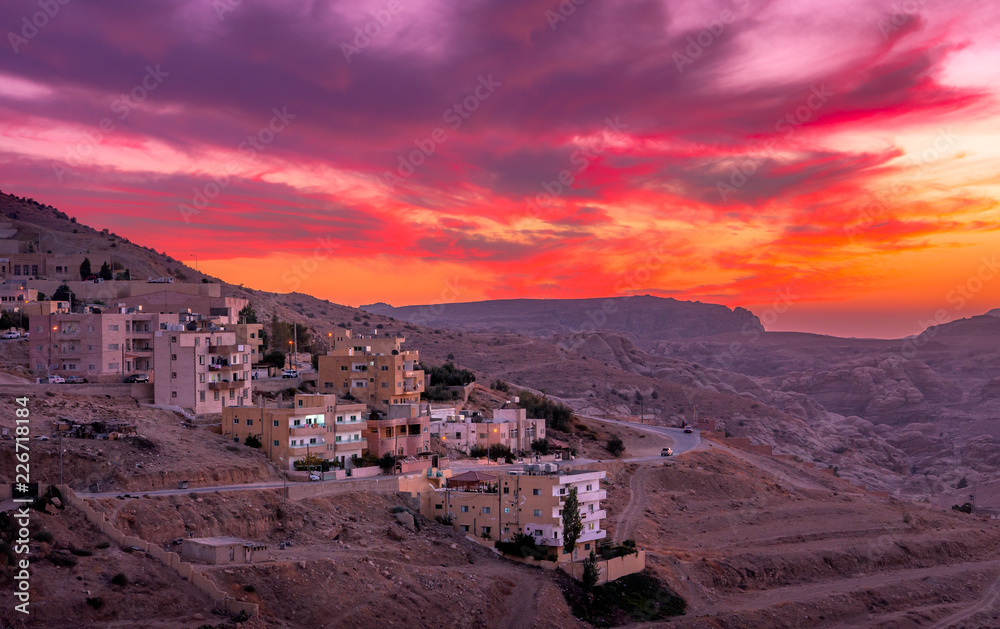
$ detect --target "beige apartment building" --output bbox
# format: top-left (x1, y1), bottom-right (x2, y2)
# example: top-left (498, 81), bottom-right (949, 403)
top-left (365, 403), bottom-right (432, 458)
top-left (223, 393), bottom-right (368, 470)
top-left (29, 310), bottom-right (174, 379)
top-left (432, 407), bottom-right (545, 454)
top-left (419, 466), bottom-right (607, 558)
top-left (317, 329), bottom-right (424, 408)
top-left (154, 324), bottom-right (253, 414)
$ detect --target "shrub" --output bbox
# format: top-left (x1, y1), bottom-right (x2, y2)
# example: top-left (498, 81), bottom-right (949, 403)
top-left (956, 477), bottom-right (969, 489)
top-left (952, 503), bottom-right (974, 514)
top-left (491, 379), bottom-right (510, 392)
top-left (85, 597), bottom-right (104, 610)
top-left (243, 584), bottom-right (256, 593)
top-left (606, 436), bottom-right (625, 457)
top-left (96, 541), bottom-right (111, 550)
top-left (530, 439), bottom-right (549, 455)
top-left (110, 573), bottom-right (129, 587)
top-left (33, 530), bottom-right (54, 544)
top-left (48, 554), bottom-right (77, 567)
top-left (244, 434), bottom-right (262, 449)
top-left (425, 362), bottom-right (476, 386)
top-left (70, 548), bottom-right (94, 557)
top-left (517, 391), bottom-right (574, 432)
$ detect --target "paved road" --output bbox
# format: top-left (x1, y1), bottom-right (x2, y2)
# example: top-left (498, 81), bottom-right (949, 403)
top-left (451, 417), bottom-right (701, 474)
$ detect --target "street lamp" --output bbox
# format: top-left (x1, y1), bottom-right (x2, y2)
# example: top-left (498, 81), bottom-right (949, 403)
top-left (327, 332), bottom-right (332, 354)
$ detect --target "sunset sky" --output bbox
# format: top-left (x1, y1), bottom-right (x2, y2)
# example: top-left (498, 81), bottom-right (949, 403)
top-left (1, 0), bottom-right (998, 338)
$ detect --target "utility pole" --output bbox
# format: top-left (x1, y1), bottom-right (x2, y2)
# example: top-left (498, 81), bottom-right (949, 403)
top-left (293, 324), bottom-right (298, 371)
top-left (59, 431), bottom-right (64, 486)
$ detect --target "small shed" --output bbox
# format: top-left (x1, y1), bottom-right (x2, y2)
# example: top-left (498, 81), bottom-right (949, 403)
top-left (180, 536), bottom-right (270, 565)
top-left (447, 470), bottom-right (497, 492)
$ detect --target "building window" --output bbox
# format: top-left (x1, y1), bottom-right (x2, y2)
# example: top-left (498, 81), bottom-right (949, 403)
top-left (233, 418), bottom-right (239, 424)
top-left (246, 419), bottom-right (253, 426)
top-left (435, 504), bottom-right (443, 510)
top-left (482, 507), bottom-right (490, 514)
top-left (533, 509), bottom-right (542, 517)
top-left (273, 440), bottom-right (279, 447)
top-left (199, 391), bottom-right (205, 402)
top-left (460, 506), bottom-right (469, 513)
top-left (108, 343), bottom-right (119, 350)
top-left (340, 365), bottom-right (348, 371)
top-left (199, 355), bottom-right (205, 365)
top-left (108, 363), bottom-right (119, 370)
top-left (171, 354), bottom-right (177, 361)
top-left (108, 324), bottom-right (119, 331)
top-left (460, 525), bottom-right (469, 532)
top-left (381, 382), bottom-right (388, 388)
top-left (171, 391), bottom-right (177, 398)
top-left (273, 420), bottom-right (279, 427)
top-left (199, 374), bottom-right (205, 383)
top-left (533, 489), bottom-right (541, 496)
top-left (586, 484), bottom-right (592, 491)
top-left (171, 372), bottom-right (177, 379)
top-left (214, 391), bottom-right (219, 400)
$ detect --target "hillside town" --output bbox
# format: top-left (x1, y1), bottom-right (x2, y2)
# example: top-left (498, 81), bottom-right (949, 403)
top-left (0, 219), bottom-right (649, 608)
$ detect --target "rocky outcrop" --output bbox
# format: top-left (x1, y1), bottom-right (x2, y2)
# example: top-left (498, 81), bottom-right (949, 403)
top-left (362, 295), bottom-right (764, 346)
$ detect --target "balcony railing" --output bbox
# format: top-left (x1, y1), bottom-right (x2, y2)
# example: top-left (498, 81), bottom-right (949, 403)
top-left (208, 380), bottom-right (245, 390)
top-left (208, 344), bottom-right (242, 354)
top-left (289, 441), bottom-right (325, 449)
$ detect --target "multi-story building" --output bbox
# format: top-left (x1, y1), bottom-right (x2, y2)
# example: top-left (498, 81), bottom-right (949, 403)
top-left (0, 281), bottom-right (37, 305)
top-left (153, 324), bottom-right (253, 414)
top-left (365, 403), bottom-right (431, 458)
top-left (317, 329), bottom-right (424, 408)
top-left (29, 309), bottom-right (174, 379)
top-left (432, 407), bottom-right (545, 454)
top-left (419, 466), bottom-right (607, 559)
top-left (222, 393), bottom-right (368, 470)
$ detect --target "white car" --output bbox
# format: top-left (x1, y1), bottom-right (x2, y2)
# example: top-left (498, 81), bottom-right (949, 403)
top-left (282, 370), bottom-right (299, 379)
top-left (661, 448), bottom-right (673, 456)
top-left (1, 330), bottom-right (20, 339)
top-left (308, 473), bottom-right (321, 482)
top-left (45, 375), bottom-right (66, 384)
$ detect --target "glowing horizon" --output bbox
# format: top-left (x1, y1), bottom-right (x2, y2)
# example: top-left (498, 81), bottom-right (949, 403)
top-left (1, 0), bottom-right (998, 339)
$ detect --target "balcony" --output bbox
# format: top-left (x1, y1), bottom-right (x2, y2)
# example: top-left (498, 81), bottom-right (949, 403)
top-left (289, 425), bottom-right (325, 437)
top-left (288, 440), bottom-right (325, 449)
top-left (208, 379), bottom-right (245, 390)
top-left (582, 509), bottom-right (607, 521)
top-left (208, 344), bottom-right (242, 354)
top-left (208, 362), bottom-right (238, 371)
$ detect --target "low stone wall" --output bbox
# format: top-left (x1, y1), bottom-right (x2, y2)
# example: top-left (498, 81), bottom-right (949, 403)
top-left (0, 382), bottom-right (151, 400)
top-left (285, 476), bottom-right (399, 500)
top-left (58, 485), bottom-right (258, 617)
top-left (561, 551), bottom-right (646, 585)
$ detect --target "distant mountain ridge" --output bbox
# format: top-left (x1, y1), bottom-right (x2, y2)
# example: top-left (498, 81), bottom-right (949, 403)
top-left (362, 295), bottom-right (764, 346)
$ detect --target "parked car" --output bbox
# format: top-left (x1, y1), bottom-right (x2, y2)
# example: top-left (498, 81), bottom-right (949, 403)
top-left (308, 473), bottom-right (321, 482)
top-left (123, 373), bottom-right (149, 383)
top-left (1, 330), bottom-right (21, 339)
top-left (64, 376), bottom-right (87, 384)
top-left (45, 375), bottom-right (65, 384)
top-left (661, 447), bottom-right (673, 456)
top-left (281, 369), bottom-right (298, 379)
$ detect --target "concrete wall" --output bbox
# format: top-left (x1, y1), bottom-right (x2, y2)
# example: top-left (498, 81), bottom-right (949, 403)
top-left (561, 550), bottom-right (646, 585)
top-left (350, 465), bottom-right (381, 479)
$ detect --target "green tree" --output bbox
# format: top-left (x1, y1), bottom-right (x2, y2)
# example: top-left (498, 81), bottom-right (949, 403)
top-left (530, 439), bottom-right (549, 455)
top-left (52, 284), bottom-right (76, 310)
top-left (582, 550), bottom-right (601, 591)
top-left (244, 434), bottom-right (262, 448)
top-left (562, 486), bottom-right (583, 555)
top-left (98, 261), bottom-right (113, 280)
top-left (238, 303), bottom-right (258, 324)
top-left (518, 391), bottom-right (574, 432)
top-left (0, 310), bottom-right (17, 330)
top-left (79, 257), bottom-right (92, 280)
top-left (262, 351), bottom-right (285, 369)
